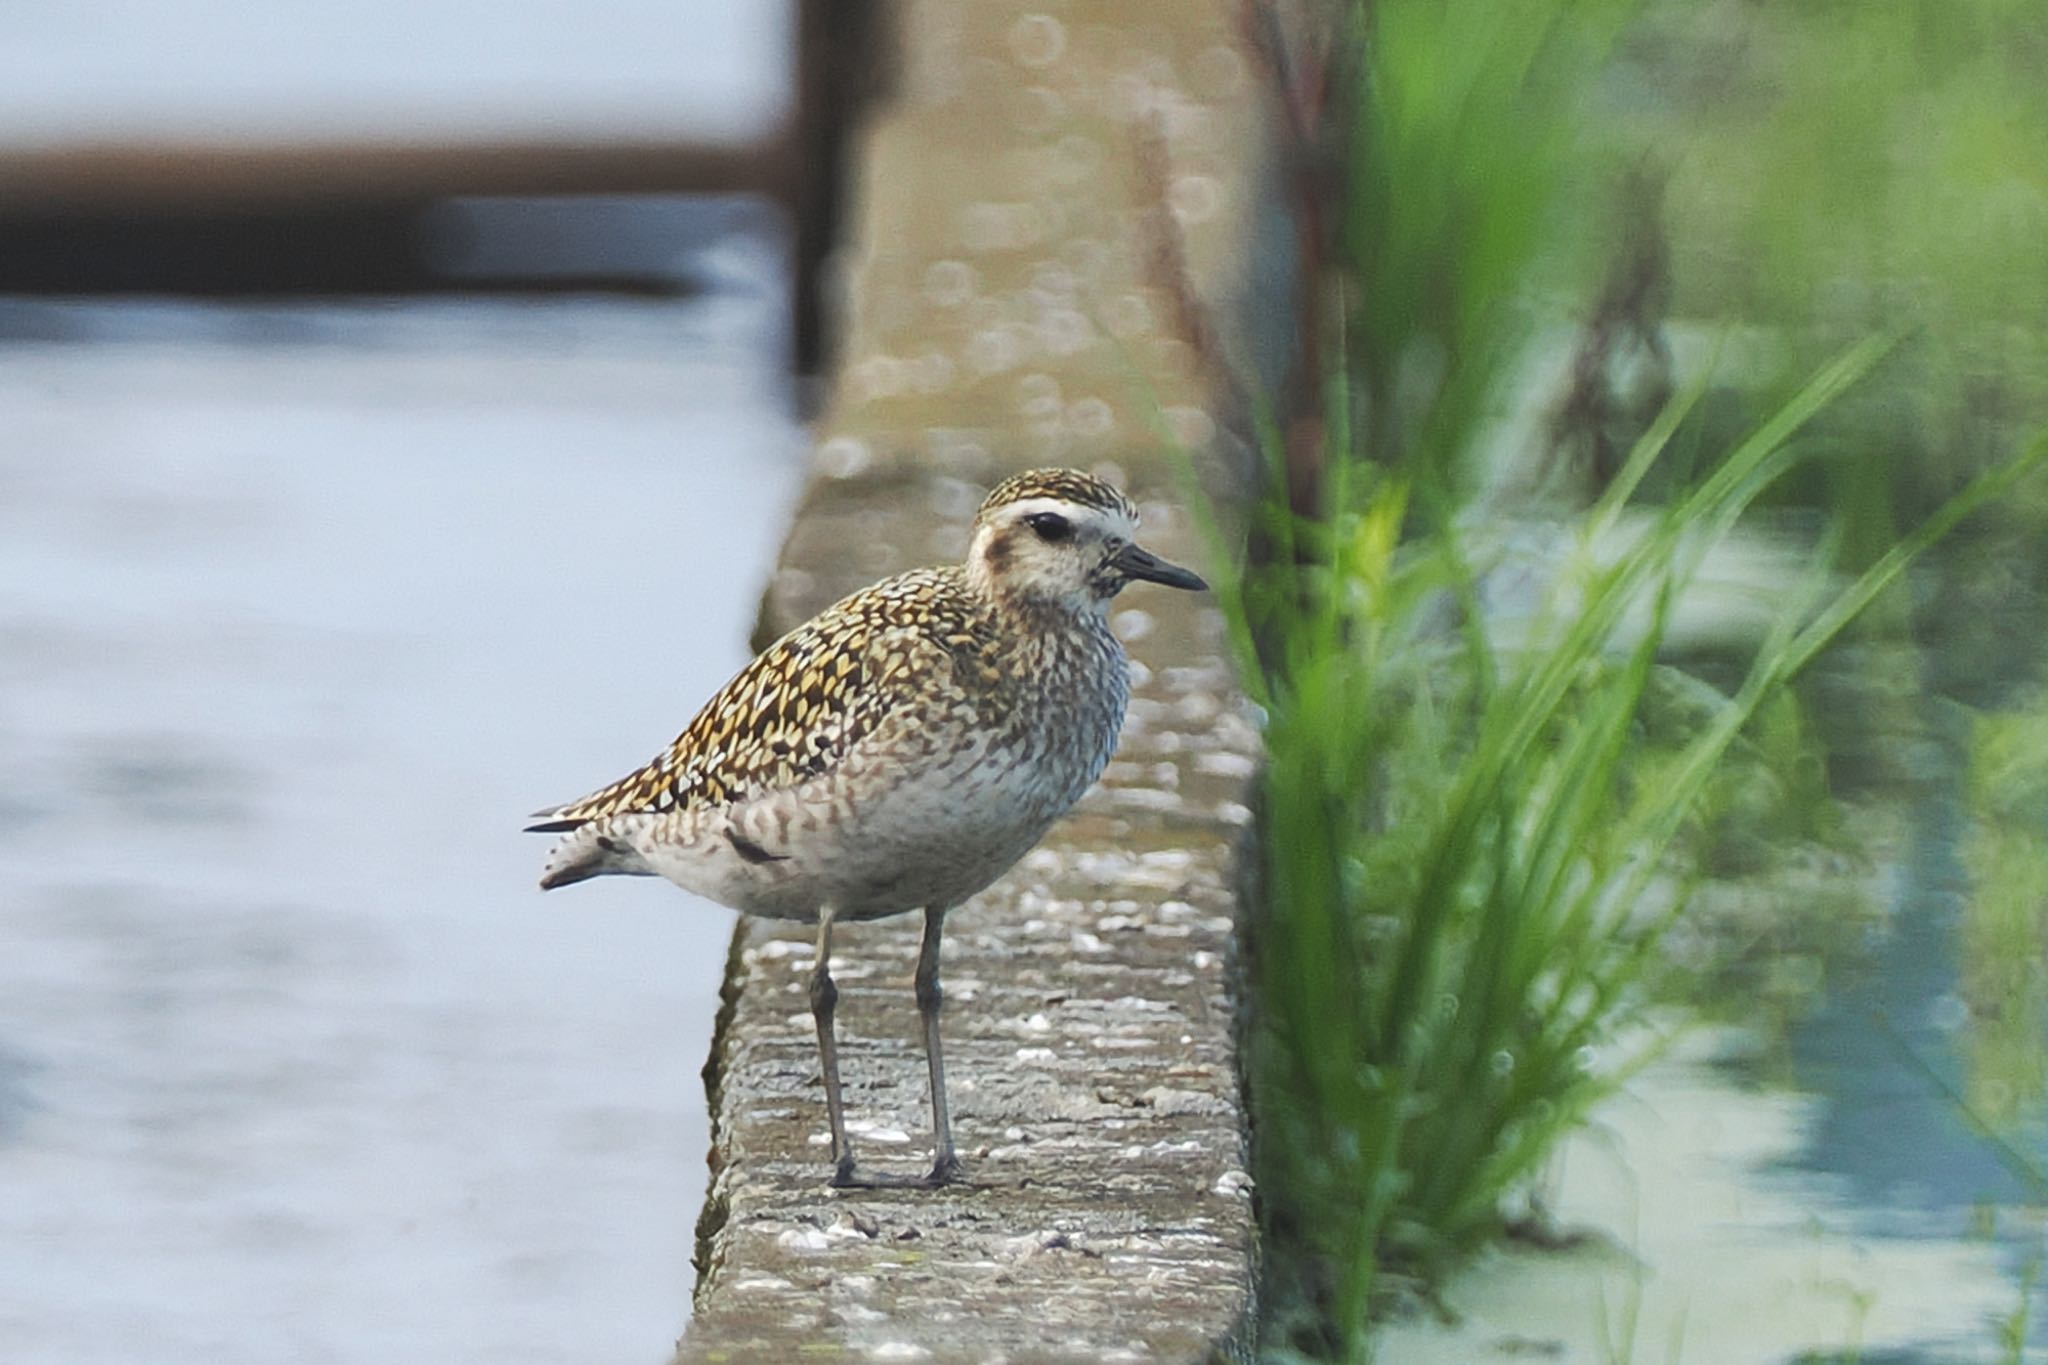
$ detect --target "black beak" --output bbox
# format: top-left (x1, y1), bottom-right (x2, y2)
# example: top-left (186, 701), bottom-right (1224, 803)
top-left (1113, 541), bottom-right (1208, 591)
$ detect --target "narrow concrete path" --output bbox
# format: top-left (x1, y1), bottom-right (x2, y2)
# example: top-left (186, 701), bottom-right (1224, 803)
top-left (677, 3), bottom-right (1263, 1360)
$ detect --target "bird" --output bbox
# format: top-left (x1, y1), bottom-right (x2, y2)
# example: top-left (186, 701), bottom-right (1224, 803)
top-left (525, 467), bottom-right (1207, 1187)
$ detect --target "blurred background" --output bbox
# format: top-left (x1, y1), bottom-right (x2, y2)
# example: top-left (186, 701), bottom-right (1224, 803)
top-left (1225, 2), bottom-right (2048, 1360)
top-left (12, 0), bottom-right (2048, 1362)
top-left (0, 4), bottom-right (823, 1362)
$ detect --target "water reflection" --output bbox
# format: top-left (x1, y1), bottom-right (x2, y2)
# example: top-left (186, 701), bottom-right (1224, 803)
top-left (1777, 667), bottom-right (2048, 1358)
top-left (1784, 776), bottom-right (2036, 1219)
top-left (1375, 544), bottom-right (2048, 1363)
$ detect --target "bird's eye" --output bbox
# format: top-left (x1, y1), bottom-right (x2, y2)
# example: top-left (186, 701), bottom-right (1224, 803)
top-left (1024, 511), bottom-right (1073, 543)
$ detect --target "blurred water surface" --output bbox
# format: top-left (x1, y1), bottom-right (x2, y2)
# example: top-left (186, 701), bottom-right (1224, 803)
top-left (0, 287), bottom-right (803, 1363)
top-left (0, 0), bottom-right (787, 143)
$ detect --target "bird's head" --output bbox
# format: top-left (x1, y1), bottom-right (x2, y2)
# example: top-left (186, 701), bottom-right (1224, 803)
top-left (966, 468), bottom-right (1207, 614)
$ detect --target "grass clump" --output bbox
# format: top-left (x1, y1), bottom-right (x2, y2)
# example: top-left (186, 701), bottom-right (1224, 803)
top-left (1237, 343), bottom-right (2048, 1360)
top-left (1236, 331), bottom-right (2048, 1351)
top-left (1218, 0), bottom-right (2048, 1354)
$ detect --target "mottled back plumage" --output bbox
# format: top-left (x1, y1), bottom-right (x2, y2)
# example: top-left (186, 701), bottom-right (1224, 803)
top-left (527, 568), bottom-right (1002, 831)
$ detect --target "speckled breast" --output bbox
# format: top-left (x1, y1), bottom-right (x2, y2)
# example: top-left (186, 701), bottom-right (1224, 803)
top-left (700, 617), bottom-right (1131, 922)
top-left (820, 629), bottom-right (1128, 919)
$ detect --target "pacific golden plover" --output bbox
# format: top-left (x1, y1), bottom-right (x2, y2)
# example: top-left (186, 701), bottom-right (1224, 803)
top-left (526, 468), bottom-right (1206, 1186)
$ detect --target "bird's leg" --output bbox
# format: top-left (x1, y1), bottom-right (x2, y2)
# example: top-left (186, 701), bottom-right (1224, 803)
top-left (916, 904), bottom-right (963, 1185)
top-left (809, 906), bottom-right (857, 1187)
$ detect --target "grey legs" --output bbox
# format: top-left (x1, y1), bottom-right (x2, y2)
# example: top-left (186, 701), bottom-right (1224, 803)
top-left (809, 906), bottom-right (856, 1186)
top-left (807, 903), bottom-right (964, 1188)
top-left (916, 905), bottom-right (963, 1185)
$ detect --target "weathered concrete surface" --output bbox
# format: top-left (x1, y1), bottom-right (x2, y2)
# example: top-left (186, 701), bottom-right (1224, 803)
top-left (677, 2), bottom-right (1263, 1361)
top-left (681, 475), bottom-right (1256, 1364)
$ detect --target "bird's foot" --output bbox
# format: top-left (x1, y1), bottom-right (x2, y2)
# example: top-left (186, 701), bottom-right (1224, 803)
top-left (823, 1157), bottom-right (972, 1192)
top-left (829, 1168), bottom-right (926, 1190)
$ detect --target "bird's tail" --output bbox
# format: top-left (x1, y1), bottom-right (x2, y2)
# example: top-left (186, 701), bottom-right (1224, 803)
top-left (530, 814), bottom-right (657, 891)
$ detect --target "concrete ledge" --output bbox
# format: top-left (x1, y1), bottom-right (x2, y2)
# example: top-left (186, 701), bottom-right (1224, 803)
top-left (678, 2), bottom-right (1263, 1357)
top-left (678, 467), bottom-right (1257, 1364)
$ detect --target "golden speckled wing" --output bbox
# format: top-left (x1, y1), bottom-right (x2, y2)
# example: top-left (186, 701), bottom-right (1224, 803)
top-left (528, 568), bottom-right (998, 829)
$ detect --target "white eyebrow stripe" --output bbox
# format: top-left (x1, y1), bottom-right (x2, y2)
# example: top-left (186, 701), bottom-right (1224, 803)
top-left (999, 496), bottom-right (1138, 536)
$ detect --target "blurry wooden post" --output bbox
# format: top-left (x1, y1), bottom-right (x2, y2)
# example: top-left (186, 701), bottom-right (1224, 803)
top-left (0, 0), bottom-right (889, 376)
top-left (787, 0), bottom-right (894, 376)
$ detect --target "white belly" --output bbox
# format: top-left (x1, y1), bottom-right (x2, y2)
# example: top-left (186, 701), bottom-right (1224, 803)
top-left (636, 711), bottom-right (1112, 923)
